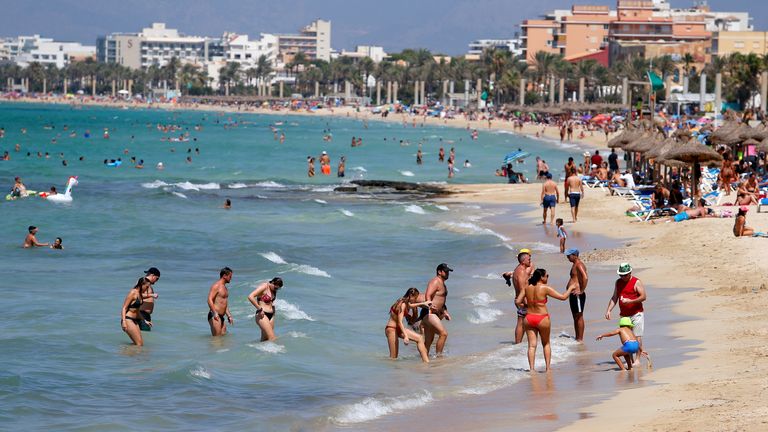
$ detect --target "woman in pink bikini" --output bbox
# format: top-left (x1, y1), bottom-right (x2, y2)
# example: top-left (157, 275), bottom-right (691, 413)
top-left (385, 287), bottom-right (432, 363)
top-left (248, 277), bottom-right (284, 341)
top-left (515, 268), bottom-right (574, 372)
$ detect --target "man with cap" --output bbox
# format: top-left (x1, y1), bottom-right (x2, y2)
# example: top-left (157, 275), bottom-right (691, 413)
top-left (502, 249), bottom-right (535, 344)
top-left (605, 263), bottom-right (647, 363)
top-left (423, 263), bottom-right (453, 356)
top-left (140, 267), bottom-right (161, 331)
top-left (565, 249), bottom-right (588, 341)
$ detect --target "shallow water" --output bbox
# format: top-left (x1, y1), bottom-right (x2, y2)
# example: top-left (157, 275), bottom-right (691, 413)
top-left (1, 103), bottom-right (603, 430)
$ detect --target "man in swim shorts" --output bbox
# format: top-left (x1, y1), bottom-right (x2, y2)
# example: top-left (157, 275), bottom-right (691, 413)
top-left (563, 168), bottom-right (584, 222)
top-left (540, 173), bottom-right (559, 225)
top-left (422, 263), bottom-right (452, 356)
top-left (565, 249), bottom-right (588, 341)
top-left (502, 249), bottom-right (535, 344)
top-left (207, 267), bottom-right (234, 336)
top-left (605, 263), bottom-right (647, 365)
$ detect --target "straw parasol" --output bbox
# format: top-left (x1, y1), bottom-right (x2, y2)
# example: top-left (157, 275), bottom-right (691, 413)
top-left (663, 140), bottom-right (723, 200)
top-left (709, 120), bottom-right (741, 145)
top-left (632, 132), bottom-right (663, 154)
top-left (608, 127), bottom-right (640, 148)
top-left (758, 137), bottom-right (768, 153)
top-left (750, 122), bottom-right (768, 141)
top-left (646, 137), bottom-right (677, 160)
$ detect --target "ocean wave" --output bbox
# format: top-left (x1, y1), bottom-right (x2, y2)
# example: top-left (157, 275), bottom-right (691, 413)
top-left (528, 241), bottom-right (561, 254)
top-left (175, 181), bottom-right (221, 191)
top-left (399, 170), bottom-right (415, 177)
top-left (467, 292), bottom-right (497, 307)
top-left (351, 166), bottom-right (367, 172)
top-left (253, 181), bottom-right (286, 188)
top-left (434, 205), bottom-right (449, 211)
top-left (468, 307), bottom-right (503, 324)
top-left (471, 273), bottom-right (502, 281)
top-left (339, 209), bottom-right (354, 217)
top-left (332, 390), bottom-right (433, 425)
top-left (141, 180), bottom-right (169, 189)
top-left (227, 182), bottom-right (248, 189)
top-left (404, 204), bottom-right (426, 215)
top-left (292, 264), bottom-right (331, 278)
top-left (274, 299), bottom-right (314, 321)
top-left (171, 191), bottom-right (188, 199)
top-left (287, 331), bottom-right (308, 338)
top-left (431, 221), bottom-right (509, 242)
top-left (247, 341), bottom-right (285, 354)
top-left (311, 186), bottom-right (335, 193)
top-left (259, 251), bottom-right (288, 265)
top-left (314, 199), bottom-right (328, 204)
top-left (189, 366), bottom-right (211, 379)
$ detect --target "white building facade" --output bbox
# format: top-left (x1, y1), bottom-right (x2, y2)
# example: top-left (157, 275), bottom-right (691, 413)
top-left (2, 35), bottom-right (95, 68)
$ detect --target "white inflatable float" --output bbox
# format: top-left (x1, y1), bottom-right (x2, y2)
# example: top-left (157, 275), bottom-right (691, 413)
top-left (39, 176), bottom-right (78, 203)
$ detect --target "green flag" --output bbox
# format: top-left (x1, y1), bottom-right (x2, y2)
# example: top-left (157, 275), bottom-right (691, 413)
top-left (647, 71), bottom-right (664, 92)
top-left (481, 91), bottom-right (488, 101)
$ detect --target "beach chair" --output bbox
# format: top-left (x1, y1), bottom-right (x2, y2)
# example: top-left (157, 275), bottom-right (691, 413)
top-left (758, 198), bottom-right (768, 213)
top-left (629, 198), bottom-right (677, 222)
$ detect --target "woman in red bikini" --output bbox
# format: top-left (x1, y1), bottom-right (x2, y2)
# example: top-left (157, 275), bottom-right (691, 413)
top-left (515, 268), bottom-right (574, 372)
top-left (248, 277), bottom-right (284, 341)
top-left (385, 287), bottom-right (431, 363)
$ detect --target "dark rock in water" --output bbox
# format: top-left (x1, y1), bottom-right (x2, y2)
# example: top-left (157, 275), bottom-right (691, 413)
top-left (333, 180), bottom-right (450, 196)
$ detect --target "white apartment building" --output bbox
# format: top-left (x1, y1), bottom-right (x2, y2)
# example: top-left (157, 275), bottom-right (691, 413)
top-left (221, 32), bottom-right (278, 67)
top-left (337, 45), bottom-right (388, 63)
top-left (98, 23), bottom-right (222, 69)
top-left (2, 35), bottom-right (95, 68)
top-left (277, 19), bottom-right (331, 63)
top-left (467, 39), bottom-right (523, 58)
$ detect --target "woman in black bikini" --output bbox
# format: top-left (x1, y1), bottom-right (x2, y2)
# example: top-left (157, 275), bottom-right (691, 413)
top-left (120, 277), bottom-right (152, 346)
top-left (248, 277), bottom-right (284, 341)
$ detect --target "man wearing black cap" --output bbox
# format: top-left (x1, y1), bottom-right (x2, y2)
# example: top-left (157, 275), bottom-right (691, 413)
top-left (140, 267), bottom-right (161, 331)
top-left (423, 263), bottom-right (453, 356)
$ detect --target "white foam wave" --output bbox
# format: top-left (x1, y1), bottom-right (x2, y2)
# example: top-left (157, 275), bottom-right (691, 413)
top-left (287, 331), bottom-right (308, 338)
top-left (171, 191), bottom-right (188, 199)
top-left (404, 204), bottom-right (426, 215)
top-left (529, 241), bottom-right (562, 254)
top-left (471, 273), bottom-right (502, 281)
top-left (141, 180), bottom-right (169, 189)
top-left (468, 308), bottom-right (503, 324)
top-left (292, 264), bottom-right (331, 278)
top-left (434, 205), bottom-right (449, 211)
top-left (175, 181), bottom-right (220, 191)
top-left (339, 209), bottom-right (354, 217)
top-left (190, 366), bottom-right (211, 379)
top-left (260, 251), bottom-right (288, 265)
top-left (399, 170), bottom-right (415, 177)
top-left (351, 166), bottom-right (367, 172)
top-left (314, 199), bottom-right (328, 204)
top-left (248, 342), bottom-right (285, 354)
top-left (311, 186), bottom-right (335, 193)
top-left (228, 182), bottom-right (248, 189)
top-left (253, 181), bottom-right (286, 188)
top-left (431, 221), bottom-right (509, 242)
top-left (332, 390), bottom-right (433, 425)
top-left (468, 292), bottom-right (497, 307)
top-left (274, 299), bottom-right (314, 321)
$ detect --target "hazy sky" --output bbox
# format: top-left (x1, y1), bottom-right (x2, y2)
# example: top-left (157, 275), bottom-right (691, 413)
top-left (0, 0), bottom-right (764, 54)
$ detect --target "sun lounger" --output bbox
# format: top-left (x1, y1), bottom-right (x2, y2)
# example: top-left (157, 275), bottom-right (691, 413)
top-left (629, 198), bottom-right (677, 222)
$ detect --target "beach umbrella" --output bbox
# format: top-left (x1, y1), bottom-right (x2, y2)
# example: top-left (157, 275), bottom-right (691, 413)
top-left (710, 120), bottom-right (742, 146)
top-left (608, 128), bottom-right (639, 148)
top-left (503, 151), bottom-right (531, 165)
top-left (591, 114), bottom-right (611, 124)
top-left (663, 140), bottom-right (723, 201)
top-left (758, 138), bottom-right (768, 153)
top-left (750, 122), bottom-right (768, 141)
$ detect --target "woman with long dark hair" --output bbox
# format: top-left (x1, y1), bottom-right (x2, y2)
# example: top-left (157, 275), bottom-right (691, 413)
top-left (515, 268), bottom-right (574, 372)
top-left (248, 277), bottom-right (284, 341)
top-left (120, 277), bottom-right (152, 346)
top-left (385, 287), bottom-right (431, 363)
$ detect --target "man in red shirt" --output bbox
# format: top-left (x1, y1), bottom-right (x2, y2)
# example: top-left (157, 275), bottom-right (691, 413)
top-left (605, 263), bottom-right (647, 365)
top-left (590, 150), bottom-right (603, 167)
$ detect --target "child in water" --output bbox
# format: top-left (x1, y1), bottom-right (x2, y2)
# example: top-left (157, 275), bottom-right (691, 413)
top-left (556, 218), bottom-right (567, 253)
top-left (596, 317), bottom-right (640, 370)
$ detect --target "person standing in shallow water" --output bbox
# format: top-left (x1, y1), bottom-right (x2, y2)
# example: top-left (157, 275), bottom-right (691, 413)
top-left (422, 263), bottom-right (453, 356)
top-left (120, 277), bottom-right (152, 346)
top-left (247, 277), bottom-right (283, 341)
top-left (207, 267), bottom-right (234, 336)
top-left (385, 287), bottom-right (431, 363)
top-left (605, 263), bottom-right (647, 365)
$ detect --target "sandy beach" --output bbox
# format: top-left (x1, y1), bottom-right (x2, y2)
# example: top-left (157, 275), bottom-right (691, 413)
top-left (444, 183), bottom-right (768, 431)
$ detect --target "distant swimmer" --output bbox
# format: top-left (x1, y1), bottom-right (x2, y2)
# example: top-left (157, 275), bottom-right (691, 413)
top-left (385, 287), bottom-right (431, 363)
top-left (515, 268), bottom-right (574, 372)
top-left (502, 248), bottom-right (535, 344)
top-left (438, 147), bottom-right (445, 162)
top-left (307, 157), bottom-right (315, 177)
top-left (416, 149), bottom-right (423, 165)
top-left (23, 226), bottom-right (49, 248)
top-left (422, 263), bottom-right (453, 356)
top-left (247, 277), bottom-right (284, 341)
top-left (565, 249), bottom-right (588, 342)
top-left (223, 198), bottom-right (231, 209)
top-left (207, 267), bottom-right (234, 336)
top-left (157, 162), bottom-right (164, 170)
top-left (51, 237), bottom-right (63, 249)
top-left (596, 317), bottom-right (640, 370)
top-left (120, 277), bottom-right (152, 346)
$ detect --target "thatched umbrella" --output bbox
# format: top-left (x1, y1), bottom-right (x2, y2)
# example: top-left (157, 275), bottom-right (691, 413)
top-left (758, 137), bottom-right (768, 154)
top-left (709, 120), bottom-right (741, 146)
top-left (663, 140), bottom-right (723, 201)
top-left (646, 137), bottom-right (677, 160)
top-left (750, 122), bottom-right (768, 141)
top-left (608, 127), bottom-right (640, 148)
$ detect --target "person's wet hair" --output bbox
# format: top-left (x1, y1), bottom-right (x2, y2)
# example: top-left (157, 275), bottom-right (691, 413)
top-left (528, 268), bottom-right (547, 285)
top-left (220, 267), bottom-right (233, 278)
top-left (270, 277), bottom-right (283, 288)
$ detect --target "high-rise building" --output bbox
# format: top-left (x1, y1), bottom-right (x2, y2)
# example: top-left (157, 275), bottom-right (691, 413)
top-left (277, 19), bottom-right (331, 63)
top-left (2, 35), bottom-right (95, 68)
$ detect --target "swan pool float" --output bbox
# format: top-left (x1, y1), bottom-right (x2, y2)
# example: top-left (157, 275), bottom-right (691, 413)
top-left (39, 176), bottom-right (78, 203)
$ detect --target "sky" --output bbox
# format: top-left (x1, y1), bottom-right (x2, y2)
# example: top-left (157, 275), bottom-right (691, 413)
top-left (0, 0), bottom-right (764, 55)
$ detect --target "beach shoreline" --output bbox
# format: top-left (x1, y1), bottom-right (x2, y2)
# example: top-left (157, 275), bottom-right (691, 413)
top-left (440, 183), bottom-right (768, 431)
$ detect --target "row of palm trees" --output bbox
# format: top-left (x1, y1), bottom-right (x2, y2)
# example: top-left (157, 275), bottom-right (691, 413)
top-left (2, 49), bottom-right (767, 108)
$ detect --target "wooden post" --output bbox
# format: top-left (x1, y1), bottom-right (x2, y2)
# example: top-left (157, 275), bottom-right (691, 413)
top-left (315, 81), bottom-right (320, 98)
top-left (578, 77), bottom-right (585, 103)
top-left (413, 80), bottom-right (419, 105)
top-left (559, 78), bottom-right (565, 104)
top-left (476, 78), bottom-right (482, 109)
top-left (621, 77), bottom-right (629, 107)
top-left (91, 75), bottom-right (96, 96)
top-left (43, 77), bottom-right (47, 94)
top-left (111, 80), bottom-right (116, 97)
top-left (519, 78), bottom-right (526, 106)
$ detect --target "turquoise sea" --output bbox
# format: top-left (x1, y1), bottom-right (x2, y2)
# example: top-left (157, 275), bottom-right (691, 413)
top-left (1, 103), bottom-right (625, 430)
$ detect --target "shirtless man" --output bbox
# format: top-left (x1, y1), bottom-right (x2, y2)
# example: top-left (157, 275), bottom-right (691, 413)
top-left (502, 249), bottom-right (535, 344)
top-left (207, 267), bottom-right (234, 336)
top-left (563, 169), bottom-right (584, 222)
top-left (423, 263), bottom-right (453, 356)
top-left (23, 226), bottom-right (49, 248)
top-left (540, 173), bottom-right (560, 225)
top-left (565, 249), bottom-right (588, 341)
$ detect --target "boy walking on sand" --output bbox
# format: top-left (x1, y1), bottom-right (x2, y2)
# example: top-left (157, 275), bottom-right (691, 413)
top-left (596, 317), bottom-right (640, 370)
top-left (556, 218), bottom-right (567, 253)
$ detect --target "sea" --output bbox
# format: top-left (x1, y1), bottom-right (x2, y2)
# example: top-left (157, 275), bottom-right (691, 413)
top-left (0, 102), bottom-right (673, 431)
